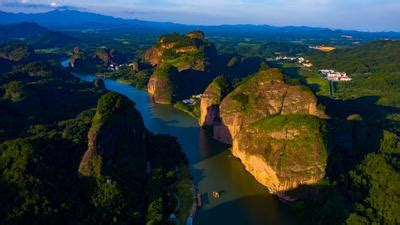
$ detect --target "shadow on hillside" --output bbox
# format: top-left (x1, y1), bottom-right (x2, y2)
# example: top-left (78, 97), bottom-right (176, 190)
top-left (282, 95), bottom-right (400, 224)
top-left (223, 56), bottom-right (263, 79)
top-left (172, 69), bottom-right (215, 100)
top-left (319, 95), bottom-right (400, 179)
top-left (320, 95), bottom-right (400, 133)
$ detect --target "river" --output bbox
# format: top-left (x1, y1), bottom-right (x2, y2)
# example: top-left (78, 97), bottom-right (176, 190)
top-left (62, 60), bottom-right (294, 225)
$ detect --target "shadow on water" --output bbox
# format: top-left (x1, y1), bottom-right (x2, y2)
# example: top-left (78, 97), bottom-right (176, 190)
top-left (70, 70), bottom-right (296, 225)
top-left (195, 195), bottom-right (293, 225)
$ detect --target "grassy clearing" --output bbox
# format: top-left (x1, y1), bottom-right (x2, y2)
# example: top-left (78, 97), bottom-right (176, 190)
top-left (173, 101), bottom-right (200, 119)
top-left (306, 76), bottom-right (330, 97)
top-left (34, 48), bottom-right (62, 54)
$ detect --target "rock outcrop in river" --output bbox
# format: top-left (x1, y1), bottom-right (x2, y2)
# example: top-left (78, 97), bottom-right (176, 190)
top-left (213, 68), bottom-right (327, 144)
top-left (147, 65), bottom-right (177, 104)
top-left (79, 92), bottom-right (146, 177)
top-left (199, 76), bottom-right (228, 127)
top-left (200, 67), bottom-right (328, 195)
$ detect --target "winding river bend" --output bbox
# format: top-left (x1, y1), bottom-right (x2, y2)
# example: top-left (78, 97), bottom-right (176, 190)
top-left (62, 60), bottom-right (293, 225)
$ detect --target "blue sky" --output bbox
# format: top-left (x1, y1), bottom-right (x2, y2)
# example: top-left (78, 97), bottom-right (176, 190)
top-left (1, 0), bottom-right (400, 31)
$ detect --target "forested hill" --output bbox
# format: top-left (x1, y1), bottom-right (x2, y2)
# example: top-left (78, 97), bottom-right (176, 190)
top-left (296, 42), bottom-right (400, 225)
top-left (0, 41), bottom-right (190, 224)
top-left (0, 23), bottom-right (77, 48)
top-left (311, 40), bottom-right (400, 74)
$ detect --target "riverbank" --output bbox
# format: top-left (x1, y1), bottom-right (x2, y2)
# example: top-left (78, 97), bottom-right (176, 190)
top-left (95, 71), bottom-right (202, 120)
top-left (173, 102), bottom-right (200, 120)
top-left (64, 59), bottom-right (294, 225)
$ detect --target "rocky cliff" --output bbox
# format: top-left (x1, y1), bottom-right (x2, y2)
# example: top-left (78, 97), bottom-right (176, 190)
top-left (201, 68), bottom-right (329, 196)
top-left (232, 114), bottom-right (327, 196)
top-left (147, 65), bottom-right (177, 104)
top-left (70, 47), bottom-right (124, 72)
top-left (199, 76), bottom-right (228, 127)
top-left (69, 47), bottom-right (82, 68)
top-left (145, 31), bottom-right (220, 104)
top-left (95, 48), bottom-right (111, 65)
top-left (214, 68), bottom-right (327, 144)
top-left (79, 92), bottom-right (146, 177)
top-left (143, 47), bottom-right (163, 66)
top-left (143, 31), bottom-right (216, 72)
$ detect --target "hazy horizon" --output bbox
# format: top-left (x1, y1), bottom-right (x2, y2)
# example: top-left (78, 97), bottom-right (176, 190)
top-left (1, 0), bottom-right (400, 32)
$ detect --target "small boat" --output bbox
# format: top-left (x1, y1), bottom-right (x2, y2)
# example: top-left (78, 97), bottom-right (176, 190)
top-left (212, 191), bottom-right (220, 199)
top-left (196, 193), bottom-right (202, 208)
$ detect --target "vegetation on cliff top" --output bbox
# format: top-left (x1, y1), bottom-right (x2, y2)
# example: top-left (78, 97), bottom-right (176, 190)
top-left (147, 64), bottom-right (178, 104)
top-left (91, 92), bottom-right (135, 129)
top-left (0, 42), bottom-right (192, 225)
top-left (79, 91), bottom-right (147, 179)
top-left (251, 113), bottom-right (327, 134)
top-left (204, 75), bottom-right (229, 103)
top-left (224, 68), bottom-right (315, 114)
top-left (240, 114), bottom-right (328, 187)
top-left (146, 31), bottom-right (216, 71)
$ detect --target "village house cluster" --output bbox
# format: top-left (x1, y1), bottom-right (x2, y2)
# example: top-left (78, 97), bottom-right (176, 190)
top-left (319, 69), bottom-right (352, 81)
top-left (182, 94), bottom-right (203, 106)
top-left (107, 63), bottom-right (129, 71)
top-left (275, 56), bottom-right (313, 68)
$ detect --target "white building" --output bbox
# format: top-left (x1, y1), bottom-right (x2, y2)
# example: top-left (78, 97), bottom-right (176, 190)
top-left (319, 70), bottom-right (352, 81)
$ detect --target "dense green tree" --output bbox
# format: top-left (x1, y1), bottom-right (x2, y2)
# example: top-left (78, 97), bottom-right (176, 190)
top-left (346, 132), bottom-right (400, 225)
top-left (2, 81), bottom-right (29, 102)
top-left (146, 197), bottom-right (165, 225)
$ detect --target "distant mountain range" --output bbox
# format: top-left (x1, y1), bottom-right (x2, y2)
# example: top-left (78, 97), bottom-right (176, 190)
top-left (1, 10), bottom-right (400, 40)
top-left (0, 22), bottom-right (77, 47)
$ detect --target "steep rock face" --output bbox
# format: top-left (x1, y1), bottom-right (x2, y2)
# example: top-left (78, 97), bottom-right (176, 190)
top-left (214, 68), bottom-right (326, 144)
top-left (129, 61), bottom-right (140, 72)
top-left (186, 30), bottom-right (205, 40)
top-left (79, 92), bottom-right (146, 177)
top-left (199, 76), bottom-right (227, 127)
top-left (95, 48), bottom-right (111, 65)
top-left (69, 47), bottom-right (81, 68)
top-left (143, 47), bottom-right (163, 66)
top-left (95, 48), bottom-right (124, 66)
top-left (145, 31), bottom-right (220, 105)
top-left (232, 114), bottom-right (327, 195)
top-left (147, 65), bottom-right (176, 104)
